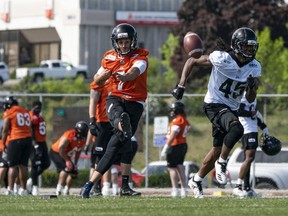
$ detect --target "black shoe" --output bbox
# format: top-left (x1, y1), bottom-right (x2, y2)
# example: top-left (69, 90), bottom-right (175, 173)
top-left (120, 187), bottom-right (141, 196)
top-left (91, 187), bottom-right (102, 196)
top-left (120, 112), bottom-right (132, 139)
top-left (80, 182), bottom-right (93, 198)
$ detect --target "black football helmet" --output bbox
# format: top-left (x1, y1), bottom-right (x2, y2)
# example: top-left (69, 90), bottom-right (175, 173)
top-left (170, 101), bottom-right (185, 117)
top-left (260, 135), bottom-right (282, 156)
top-left (3, 96), bottom-right (18, 111)
top-left (231, 27), bottom-right (258, 61)
top-left (75, 121), bottom-right (89, 139)
top-left (111, 23), bottom-right (137, 55)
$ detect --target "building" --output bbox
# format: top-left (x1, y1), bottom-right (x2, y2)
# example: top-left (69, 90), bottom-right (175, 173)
top-left (0, 0), bottom-right (184, 77)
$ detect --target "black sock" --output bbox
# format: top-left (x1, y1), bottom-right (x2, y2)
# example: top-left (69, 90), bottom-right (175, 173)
top-left (122, 175), bottom-right (129, 188)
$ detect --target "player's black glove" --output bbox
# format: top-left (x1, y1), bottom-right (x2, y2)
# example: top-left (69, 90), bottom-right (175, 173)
top-left (89, 117), bottom-right (99, 136)
top-left (171, 85), bottom-right (185, 100)
top-left (247, 75), bottom-right (256, 89)
top-left (83, 145), bottom-right (89, 155)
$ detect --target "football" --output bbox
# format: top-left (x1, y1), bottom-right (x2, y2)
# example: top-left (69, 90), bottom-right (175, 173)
top-left (183, 32), bottom-right (203, 58)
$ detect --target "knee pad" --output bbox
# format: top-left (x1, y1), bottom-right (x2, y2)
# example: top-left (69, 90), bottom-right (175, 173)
top-left (223, 121), bottom-right (244, 149)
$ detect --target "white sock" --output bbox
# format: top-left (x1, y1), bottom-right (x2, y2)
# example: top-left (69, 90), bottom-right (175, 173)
top-left (112, 183), bottom-right (118, 195)
top-left (56, 184), bottom-right (63, 192)
top-left (236, 178), bottom-right (243, 185)
top-left (193, 173), bottom-right (203, 182)
top-left (103, 182), bottom-right (111, 189)
top-left (218, 157), bottom-right (227, 163)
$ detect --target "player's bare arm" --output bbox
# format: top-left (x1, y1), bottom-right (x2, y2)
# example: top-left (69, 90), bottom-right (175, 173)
top-left (89, 89), bottom-right (101, 118)
top-left (94, 68), bottom-right (111, 86)
top-left (115, 67), bottom-right (140, 82)
top-left (2, 119), bottom-right (10, 149)
top-left (179, 55), bottom-right (212, 86)
top-left (58, 137), bottom-right (70, 161)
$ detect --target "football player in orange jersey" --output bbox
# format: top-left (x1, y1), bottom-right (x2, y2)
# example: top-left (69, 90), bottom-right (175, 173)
top-left (2, 96), bottom-right (33, 196)
top-left (28, 101), bottom-right (51, 196)
top-left (161, 102), bottom-right (191, 198)
top-left (49, 121), bottom-right (88, 195)
top-left (81, 23), bottom-right (148, 198)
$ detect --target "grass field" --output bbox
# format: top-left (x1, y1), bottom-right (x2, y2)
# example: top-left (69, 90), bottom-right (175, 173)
top-left (0, 195), bottom-right (288, 216)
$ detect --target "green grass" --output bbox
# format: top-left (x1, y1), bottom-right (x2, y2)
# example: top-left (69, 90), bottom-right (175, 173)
top-left (0, 196), bottom-right (288, 216)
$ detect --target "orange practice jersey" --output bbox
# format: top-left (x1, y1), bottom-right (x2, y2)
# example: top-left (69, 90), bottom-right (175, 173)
top-left (51, 129), bottom-right (86, 157)
top-left (3, 106), bottom-right (32, 140)
top-left (101, 48), bottom-right (149, 102)
top-left (167, 115), bottom-right (191, 146)
top-left (90, 80), bottom-right (110, 122)
top-left (30, 111), bottom-right (46, 142)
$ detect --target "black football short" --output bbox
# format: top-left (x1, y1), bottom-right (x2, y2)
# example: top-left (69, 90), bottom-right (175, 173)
top-left (241, 132), bottom-right (258, 150)
top-left (7, 137), bottom-right (32, 167)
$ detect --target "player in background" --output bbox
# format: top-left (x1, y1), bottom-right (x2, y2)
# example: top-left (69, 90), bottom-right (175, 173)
top-left (81, 23), bottom-right (148, 198)
top-left (27, 101), bottom-right (51, 196)
top-left (172, 27), bottom-right (261, 198)
top-left (0, 127), bottom-right (9, 193)
top-left (2, 96), bottom-right (33, 196)
top-left (233, 86), bottom-right (268, 198)
top-left (110, 135), bottom-right (139, 195)
top-left (161, 102), bottom-right (191, 198)
top-left (83, 80), bottom-right (114, 196)
top-left (49, 121), bottom-right (88, 195)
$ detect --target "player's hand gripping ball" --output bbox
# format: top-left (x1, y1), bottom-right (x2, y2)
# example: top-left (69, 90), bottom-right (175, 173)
top-left (183, 32), bottom-right (203, 58)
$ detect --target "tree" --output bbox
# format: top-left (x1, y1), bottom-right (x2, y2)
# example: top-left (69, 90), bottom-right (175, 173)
top-left (170, 0), bottom-right (288, 92)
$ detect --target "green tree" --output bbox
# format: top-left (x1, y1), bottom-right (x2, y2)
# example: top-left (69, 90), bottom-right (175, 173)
top-left (147, 33), bottom-right (179, 93)
top-left (256, 28), bottom-right (288, 94)
top-left (170, 0), bottom-right (288, 92)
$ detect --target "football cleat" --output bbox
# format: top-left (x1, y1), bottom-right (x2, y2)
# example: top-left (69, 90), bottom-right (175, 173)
top-left (5, 189), bottom-right (15, 196)
top-left (233, 186), bottom-right (248, 198)
top-left (120, 112), bottom-right (132, 139)
top-left (245, 189), bottom-right (261, 198)
top-left (215, 160), bottom-right (227, 185)
top-left (18, 188), bottom-right (28, 196)
top-left (32, 186), bottom-right (39, 196)
top-left (171, 188), bottom-right (179, 198)
top-left (188, 177), bottom-right (203, 198)
top-left (120, 187), bottom-right (141, 196)
top-left (80, 182), bottom-right (93, 198)
top-left (180, 188), bottom-right (188, 198)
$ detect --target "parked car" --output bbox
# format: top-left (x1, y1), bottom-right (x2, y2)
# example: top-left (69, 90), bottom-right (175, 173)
top-left (226, 147), bottom-right (288, 189)
top-left (0, 62), bottom-right (10, 84)
top-left (141, 160), bottom-right (208, 188)
top-left (16, 59), bottom-right (88, 82)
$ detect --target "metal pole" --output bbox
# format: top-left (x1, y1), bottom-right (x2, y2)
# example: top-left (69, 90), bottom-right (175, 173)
top-left (145, 95), bottom-right (149, 188)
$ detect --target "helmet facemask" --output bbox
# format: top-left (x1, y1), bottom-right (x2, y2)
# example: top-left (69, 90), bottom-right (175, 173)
top-left (231, 27), bottom-right (259, 62)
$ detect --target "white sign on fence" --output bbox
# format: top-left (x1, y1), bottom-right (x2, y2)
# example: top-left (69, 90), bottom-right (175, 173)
top-left (153, 116), bottom-right (169, 147)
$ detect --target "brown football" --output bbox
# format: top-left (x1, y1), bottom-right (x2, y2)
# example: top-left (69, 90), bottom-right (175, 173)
top-left (183, 32), bottom-right (203, 58)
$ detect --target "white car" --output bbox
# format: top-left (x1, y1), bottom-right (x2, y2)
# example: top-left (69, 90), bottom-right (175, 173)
top-left (227, 147), bottom-right (288, 189)
top-left (0, 62), bottom-right (10, 84)
top-left (141, 160), bottom-right (208, 188)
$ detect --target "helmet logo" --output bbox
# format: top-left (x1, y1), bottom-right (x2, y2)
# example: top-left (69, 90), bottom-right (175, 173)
top-left (117, 32), bottom-right (128, 38)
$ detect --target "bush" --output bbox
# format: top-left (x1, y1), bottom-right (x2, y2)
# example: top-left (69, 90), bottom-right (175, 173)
top-left (41, 169), bottom-right (90, 187)
top-left (148, 173), bottom-right (171, 188)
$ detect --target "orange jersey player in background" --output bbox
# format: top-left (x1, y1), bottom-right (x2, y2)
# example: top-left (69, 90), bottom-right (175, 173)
top-left (81, 23), bottom-right (148, 198)
top-left (49, 121), bottom-right (88, 195)
top-left (161, 102), bottom-right (191, 198)
top-left (2, 96), bottom-right (32, 196)
top-left (28, 101), bottom-right (51, 196)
